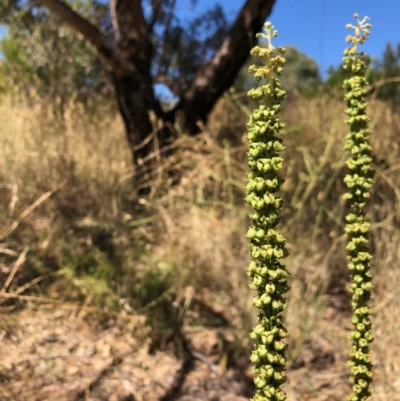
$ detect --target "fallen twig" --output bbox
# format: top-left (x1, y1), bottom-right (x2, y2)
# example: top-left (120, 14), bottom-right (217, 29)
top-left (0, 247), bottom-right (29, 295)
top-left (0, 181), bottom-right (66, 241)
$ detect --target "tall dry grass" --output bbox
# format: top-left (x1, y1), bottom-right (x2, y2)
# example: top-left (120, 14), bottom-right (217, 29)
top-left (1, 92), bottom-right (400, 399)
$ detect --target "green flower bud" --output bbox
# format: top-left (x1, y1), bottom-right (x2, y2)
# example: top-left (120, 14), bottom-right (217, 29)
top-left (273, 341), bottom-right (286, 351)
top-left (264, 366), bottom-right (274, 378)
top-left (255, 377), bottom-right (267, 389)
top-left (247, 261), bottom-right (257, 274)
top-left (272, 300), bottom-right (284, 310)
top-left (274, 371), bottom-right (285, 382)
top-left (262, 333), bottom-right (274, 344)
top-left (265, 283), bottom-right (276, 294)
top-left (250, 331), bottom-right (258, 340)
top-left (253, 275), bottom-right (263, 287)
top-left (258, 267), bottom-right (269, 277)
top-left (260, 294), bottom-right (272, 305)
top-left (246, 227), bottom-right (257, 238)
top-left (251, 353), bottom-right (260, 364)
top-left (253, 324), bottom-right (265, 336)
top-left (258, 345), bottom-right (269, 358)
top-left (256, 229), bottom-right (266, 239)
top-left (253, 297), bottom-right (263, 308)
top-left (276, 389), bottom-right (286, 401)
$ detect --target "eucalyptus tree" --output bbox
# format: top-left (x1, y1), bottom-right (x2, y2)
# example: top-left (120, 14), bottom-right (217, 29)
top-left (0, 1), bottom-right (112, 115)
top-left (1, 0), bottom-right (277, 164)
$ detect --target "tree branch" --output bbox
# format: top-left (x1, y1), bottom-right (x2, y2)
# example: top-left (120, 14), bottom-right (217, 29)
top-left (35, 0), bottom-right (133, 76)
top-left (149, 0), bottom-right (164, 29)
top-left (154, 74), bottom-right (183, 97)
top-left (180, 0), bottom-right (277, 133)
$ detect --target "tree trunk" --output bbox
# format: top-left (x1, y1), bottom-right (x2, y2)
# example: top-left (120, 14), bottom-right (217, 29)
top-left (180, 0), bottom-right (276, 134)
top-left (113, 72), bottom-right (176, 167)
top-left (109, 0), bottom-right (158, 164)
top-left (35, 0), bottom-right (277, 165)
top-left (112, 74), bottom-right (155, 164)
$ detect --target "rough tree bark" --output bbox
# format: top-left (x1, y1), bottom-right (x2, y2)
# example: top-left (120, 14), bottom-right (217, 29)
top-left (109, 0), bottom-right (162, 162)
top-left (180, 0), bottom-right (276, 134)
top-left (35, 0), bottom-right (277, 164)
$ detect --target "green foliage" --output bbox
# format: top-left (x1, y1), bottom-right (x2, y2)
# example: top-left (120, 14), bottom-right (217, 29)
top-left (245, 22), bottom-right (289, 401)
top-left (0, 0), bottom-right (113, 114)
top-left (154, 3), bottom-right (229, 80)
top-left (342, 14), bottom-right (374, 401)
top-left (373, 43), bottom-right (400, 106)
top-left (325, 41), bottom-right (400, 106)
top-left (279, 46), bottom-right (321, 96)
top-left (323, 64), bottom-right (349, 93)
top-left (0, 32), bottom-right (33, 94)
top-left (0, 0), bottom-right (230, 110)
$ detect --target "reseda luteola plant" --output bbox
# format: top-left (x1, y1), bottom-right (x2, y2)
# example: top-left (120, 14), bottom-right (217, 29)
top-left (245, 22), bottom-right (289, 401)
top-left (343, 14), bottom-right (374, 401)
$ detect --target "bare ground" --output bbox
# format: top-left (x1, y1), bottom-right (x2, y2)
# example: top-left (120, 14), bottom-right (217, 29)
top-left (0, 302), bottom-right (361, 401)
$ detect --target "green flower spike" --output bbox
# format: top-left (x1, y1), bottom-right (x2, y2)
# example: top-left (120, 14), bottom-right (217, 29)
top-left (343, 14), bottom-right (374, 401)
top-left (245, 22), bottom-right (289, 401)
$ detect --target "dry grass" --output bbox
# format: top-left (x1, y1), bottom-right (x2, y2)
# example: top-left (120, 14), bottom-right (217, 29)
top-left (1, 92), bottom-right (400, 400)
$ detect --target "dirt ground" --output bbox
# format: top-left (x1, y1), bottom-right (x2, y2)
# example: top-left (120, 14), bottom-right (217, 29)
top-left (0, 306), bottom-right (252, 401)
top-left (0, 302), bottom-right (359, 401)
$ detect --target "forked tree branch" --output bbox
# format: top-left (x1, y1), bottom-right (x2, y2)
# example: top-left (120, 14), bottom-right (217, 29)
top-left (35, 0), bottom-right (133, 76)
top-left (154, 74), bottom-right (182, 97)
top-left (149, 0), bottom-right (164, 29)
top-left (180, 0), bottom-right (277, 133)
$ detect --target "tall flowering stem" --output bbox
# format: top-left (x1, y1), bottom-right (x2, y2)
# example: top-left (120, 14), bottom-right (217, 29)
top-left (342, 14), bottom-right (374, 401)
top-left (245, 22), bottom-right (289, 401)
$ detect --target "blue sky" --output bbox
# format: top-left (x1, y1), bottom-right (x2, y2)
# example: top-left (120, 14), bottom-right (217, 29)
top-left (179, 0), bottom-right (400, 78)
top-left (1, 0), bottom-right (399, 80)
